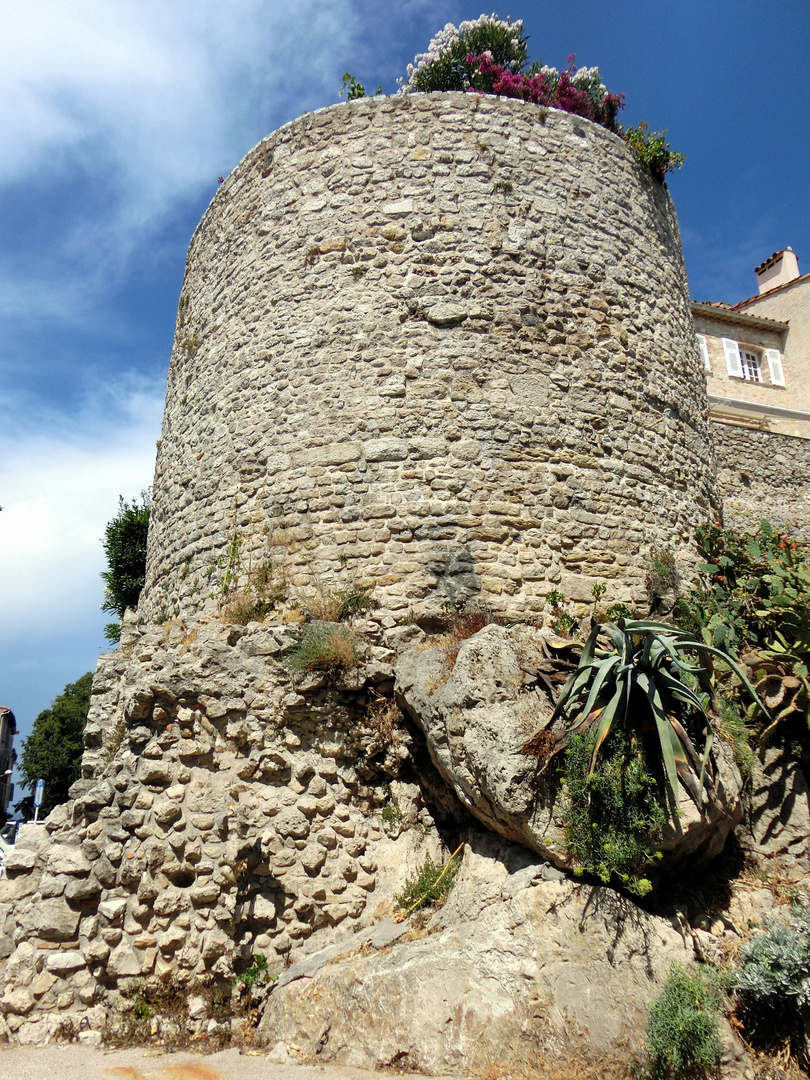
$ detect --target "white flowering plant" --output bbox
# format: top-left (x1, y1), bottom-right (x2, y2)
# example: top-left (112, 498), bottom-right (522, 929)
top-left (394, 14), bottom-right (685, 179)
top-left (400, 14), bottom-right (528, 93)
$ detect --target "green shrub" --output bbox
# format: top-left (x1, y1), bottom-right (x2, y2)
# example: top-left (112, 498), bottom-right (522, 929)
top-left (283, 623), bottom-right (361, 672)
top-left (622, 123), bottom-right (685, 183)
top-left (401, 15), bottom-right (529, 94)
top-left (131, 993), bottom-right (155, 1023)
top-left (237, 953), bottom-right (273, 992)
top-left (675, 520), bottom-right (810, 750)
top-left (101, 491), bottom-right (151, 643)
top-left (17, 673), bottom-right (92, 817)
top-left (605, 602), bottom-right (632, 623)
top-left (563, 731), bottom-right (665, 896)
top-left (395, 854), bottom-right (459, 911)
top-left (339, 72), bottom-right (366, 99)
top-left (305, 582), bottom-right (376, 622)
top-left (645, 964), bottom-right (723, 1078)
top-left (735, 905), bottom-right (810, 1050)
top-left (546, 589), bottom-right (576, 636)
top-left (675, 519), bottom-right (810, 655)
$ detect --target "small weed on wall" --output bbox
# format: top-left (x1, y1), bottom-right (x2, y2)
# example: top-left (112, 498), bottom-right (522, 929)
top-left (395, 847), bottom-right (463, 916)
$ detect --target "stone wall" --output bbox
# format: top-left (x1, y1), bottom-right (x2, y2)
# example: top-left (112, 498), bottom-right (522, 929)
top-left (142, 93), bottom-right (718, 626)
top-left (0, 615), bottom-right (454, 1044)
top-left (714, 421), bottom-right (810, 541)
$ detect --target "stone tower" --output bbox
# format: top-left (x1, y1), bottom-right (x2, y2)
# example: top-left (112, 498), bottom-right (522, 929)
top-left (142, 93), bottom-right (717, 623)
top-left (0, 95), bottom-right (733, 1056)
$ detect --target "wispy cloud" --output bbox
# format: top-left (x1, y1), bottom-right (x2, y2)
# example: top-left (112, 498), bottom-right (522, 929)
top-left (0, 372), bottom-right (163, 636)
top-left (0, 0), bottom-right (361, 340)
top-left (0, 0), bottom-right (465, 756)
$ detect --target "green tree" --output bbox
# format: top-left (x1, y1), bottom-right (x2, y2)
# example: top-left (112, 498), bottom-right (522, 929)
top-left (17, 673), bottom-right (93, 818)
top-left (102, 491), bottom-right (151, 643)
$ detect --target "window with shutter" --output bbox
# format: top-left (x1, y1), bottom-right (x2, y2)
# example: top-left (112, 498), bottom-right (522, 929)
top-left (765, 349), bottom-right (786, 387)
top-left (722, 337), bottom-right (743, 378)
top-left (740, 350), bottom-right (763, 383)
top-left (696, 334), bottom-right (711, 372)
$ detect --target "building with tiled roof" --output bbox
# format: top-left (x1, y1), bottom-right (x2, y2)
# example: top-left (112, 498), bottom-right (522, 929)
top-left (692, 248), bottom-right (810, 438)
top-left (693, 247), bottom-right (810, 538)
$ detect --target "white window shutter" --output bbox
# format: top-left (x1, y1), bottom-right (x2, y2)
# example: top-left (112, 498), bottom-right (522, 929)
top-left (696, 334), bottom-right (711, 372)
top-left (722, 337), bottom-right (743, 378)
top-left (766, 348), bottom-right (786, 387)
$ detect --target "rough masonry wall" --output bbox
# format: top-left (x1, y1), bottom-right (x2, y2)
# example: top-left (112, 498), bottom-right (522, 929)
top-left (714, 422), bottom-right (810, 541)
top-left (0, 615), bottom-right (452, 1044)
top-left (143, 92), bottom-right (717, 625)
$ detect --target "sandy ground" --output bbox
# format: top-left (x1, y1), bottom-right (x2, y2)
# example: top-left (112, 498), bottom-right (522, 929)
top-left (0, 1044), bottom-right (457, 1080)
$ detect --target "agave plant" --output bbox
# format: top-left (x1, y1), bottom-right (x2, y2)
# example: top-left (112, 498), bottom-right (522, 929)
top-left (550, 620), bottom-right (765, 816)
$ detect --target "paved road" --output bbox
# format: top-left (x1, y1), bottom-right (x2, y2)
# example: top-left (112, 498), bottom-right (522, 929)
top-left (0, 1045), bottom-right (453, 1080)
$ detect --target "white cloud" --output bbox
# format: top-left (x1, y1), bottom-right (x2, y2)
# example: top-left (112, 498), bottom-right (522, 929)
top-left (0, 0), bottom-right (359, 311)
top-left (0, 373), bottom-right (163, 636)
top-left (0, 0), bottom-right (356, 199)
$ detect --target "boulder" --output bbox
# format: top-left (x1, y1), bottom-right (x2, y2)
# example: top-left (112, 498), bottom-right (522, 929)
top-left (397, 624), bottom-right (744, 868)
top-left (257, 834), bottom-right (703, 1073)
top-left (744, 747), bottom-right (810, 871)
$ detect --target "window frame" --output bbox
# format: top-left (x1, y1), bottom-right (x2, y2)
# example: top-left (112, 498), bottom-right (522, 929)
top-left (720, 336), bottom-right (786, 388)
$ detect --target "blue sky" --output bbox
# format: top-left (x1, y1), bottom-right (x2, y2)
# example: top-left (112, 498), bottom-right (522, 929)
top-left (2, 0), bottom-right (809, 801)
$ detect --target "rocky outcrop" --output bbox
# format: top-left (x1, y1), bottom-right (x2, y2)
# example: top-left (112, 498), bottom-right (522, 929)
top-left (397, 623), bottom-right (745, 867)
top-left (0, 612), bottom-right (800, 1070)
top-left (257, 832), bottom-right (744, 1074)
top-left (744, 747), bottom-right (810, 872)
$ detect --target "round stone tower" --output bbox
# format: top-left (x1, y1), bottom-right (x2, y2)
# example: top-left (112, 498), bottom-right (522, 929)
top-left (142, 93), bottom-right (717, 623)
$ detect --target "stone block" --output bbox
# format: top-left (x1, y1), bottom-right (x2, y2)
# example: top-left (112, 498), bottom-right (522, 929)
top-left (363, 438), bottom-right (408, 462)
top-left (106, 944), bottom-right (144, 977)
top-left (25, 898), bottom-right (80, 942)
top-left (44, 950), bottom-right (86, 976)
top-left (3, 849), bottom-right (36, 874)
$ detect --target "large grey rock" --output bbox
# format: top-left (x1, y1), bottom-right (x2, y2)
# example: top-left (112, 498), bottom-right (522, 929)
top-left (257, 834), bottom-right (701, 1073)
top-left (397, 624), bottom-right (563, 860)
top-left (745, 748), bottom-right (810, 870)
top-left (397, 624), bottom-right (744, 867)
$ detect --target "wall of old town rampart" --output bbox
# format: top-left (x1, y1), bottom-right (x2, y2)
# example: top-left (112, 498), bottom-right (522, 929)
top-left (142, 93), bottom-right (718, 623)
top-left (714, 421), bottom-right (810, 542)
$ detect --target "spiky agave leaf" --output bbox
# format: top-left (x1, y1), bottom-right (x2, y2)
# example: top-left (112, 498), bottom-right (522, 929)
top-left (542, 618), bottom-right (765, 820)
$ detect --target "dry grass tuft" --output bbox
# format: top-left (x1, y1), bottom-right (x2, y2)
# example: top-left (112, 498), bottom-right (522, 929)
top-left (221, 560), bottom-right (288, 625)
top-left (364, 695), bottom-right (403, 744)
top-left (283, 623), bottom-right (362, 672)
top-left (302, 582), bottom-right (376, 623)
top-left (441, 604), bottom-right (500, 665)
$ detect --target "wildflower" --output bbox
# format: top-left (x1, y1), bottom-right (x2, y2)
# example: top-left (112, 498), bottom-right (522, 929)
top-left (217, 176), bottom-right (224, 184)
